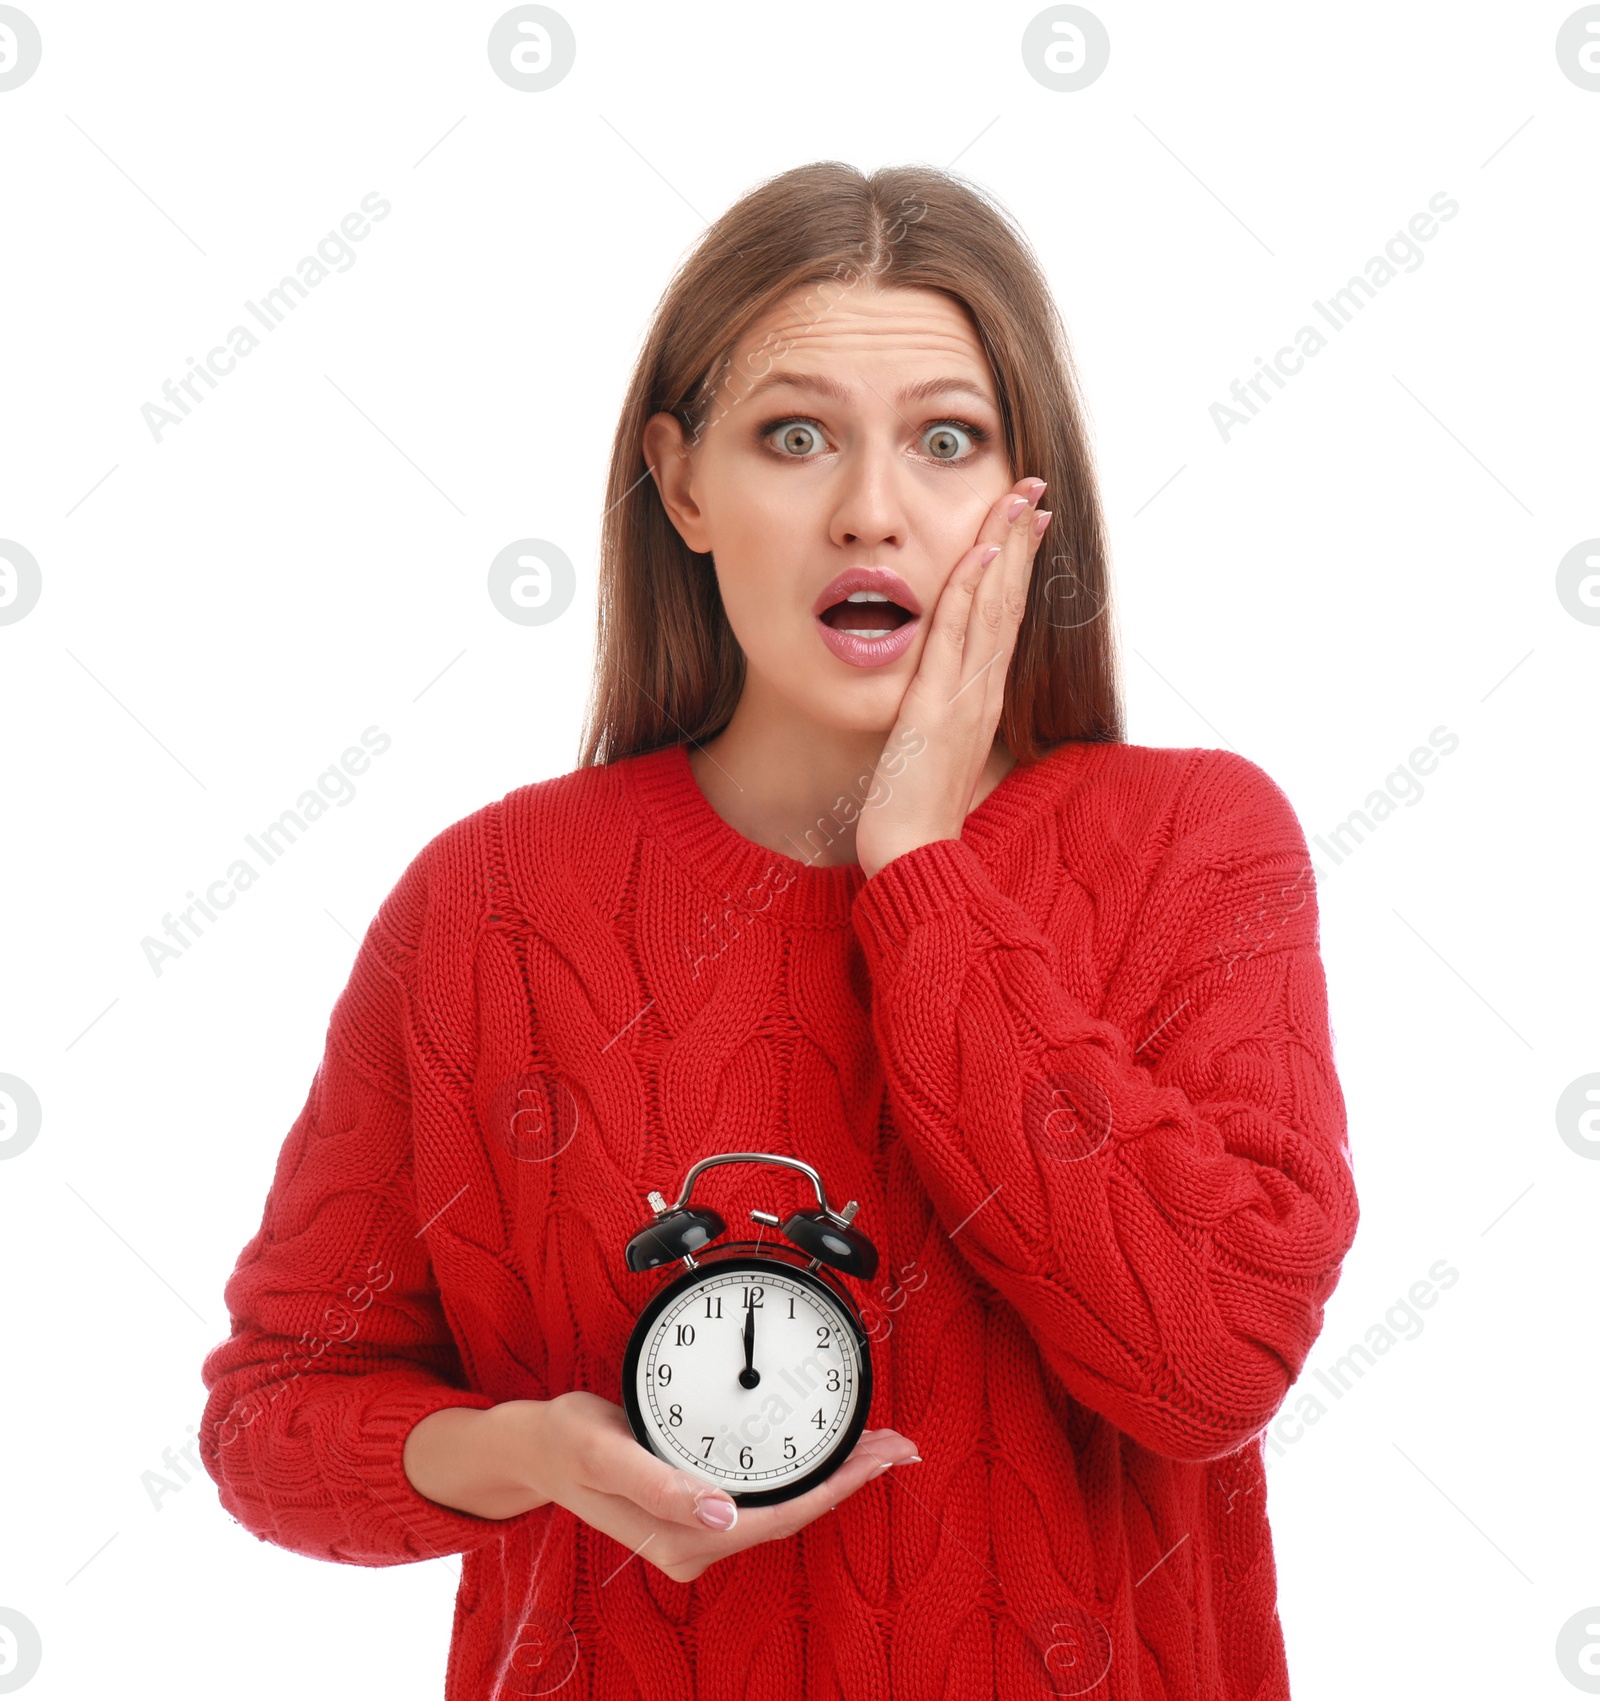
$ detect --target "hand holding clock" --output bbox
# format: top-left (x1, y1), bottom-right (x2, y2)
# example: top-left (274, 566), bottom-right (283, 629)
top-left (402, 1171), bottom-right (919, 1582)
top-left (508, 1392), bottom-right (918, 1583)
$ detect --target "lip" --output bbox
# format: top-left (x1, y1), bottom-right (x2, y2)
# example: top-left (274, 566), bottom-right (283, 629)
top-left (811, 565), bottom-right (923, 619)
top-left (811, 565), bottom-right (923, 671)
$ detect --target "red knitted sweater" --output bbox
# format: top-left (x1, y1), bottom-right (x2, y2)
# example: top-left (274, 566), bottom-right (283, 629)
top-left (199, 736), bottom-right (1359, 1700)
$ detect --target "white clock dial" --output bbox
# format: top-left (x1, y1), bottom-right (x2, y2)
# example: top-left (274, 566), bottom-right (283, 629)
top-left (632, 1265), bottom-right (864, 1495)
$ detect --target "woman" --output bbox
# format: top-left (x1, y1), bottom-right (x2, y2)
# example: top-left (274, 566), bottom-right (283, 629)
top-left (201, 161), bottom-right (1359, 1699)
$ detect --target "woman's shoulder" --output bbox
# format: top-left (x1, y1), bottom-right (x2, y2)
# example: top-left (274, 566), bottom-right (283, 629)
top-left (1029, 738), bottom-right (1308, 864)
top-left (366, 756), bottom-right (649, 952)
top-left (423, 751), bottom-right (651, 856)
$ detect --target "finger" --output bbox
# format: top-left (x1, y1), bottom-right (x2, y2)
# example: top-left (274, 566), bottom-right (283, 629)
top-left (980, 502), bottom-right (1051, 729)
top-left (941, 479), bottom-right (1045, 686)
top-left (729, 1429), bottom-right (922, 1544)
top-left (909, 540), bottom-right (996, 708)
top-left (586, 1429), bottom-right (920, 1574)
top-left (977, 476), bottom-right (1048, 650)
top-left (933, 486), bottom-right (1043, 711)
top-left (583, 1419), bottom-right (741, 1532)
top-left (972, 476), bottom-right (1047, 551)
top-left (831, 1426), bottom-right (922, 1487)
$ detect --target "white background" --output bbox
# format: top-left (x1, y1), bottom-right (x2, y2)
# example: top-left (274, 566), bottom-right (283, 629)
top-left (1, 2), bottom-right (1596, 1696)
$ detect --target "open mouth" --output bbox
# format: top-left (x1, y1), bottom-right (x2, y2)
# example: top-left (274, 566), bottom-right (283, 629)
top-left (817, 591), bottom-right (916, 637)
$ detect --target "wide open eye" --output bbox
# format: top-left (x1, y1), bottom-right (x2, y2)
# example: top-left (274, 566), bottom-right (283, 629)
top-left (922, 421), bottom-right (977, 461)
top-left (767, 419), bottom-right (828, 457)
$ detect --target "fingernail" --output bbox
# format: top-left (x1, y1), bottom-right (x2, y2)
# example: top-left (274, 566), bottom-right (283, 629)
top-left (896, 1454), bottom-right (923, 1464)
top-left (1027, 479), bottom-right (1048, 498)
top-left (695, 1494), bottom-right (738, 1530)
top-left (1006, 496), bottom-right (1028, 521)
top-left (979, 544), bottom-right (1001, 567)
top-left (1031, 508), bottom-right (1053, 537)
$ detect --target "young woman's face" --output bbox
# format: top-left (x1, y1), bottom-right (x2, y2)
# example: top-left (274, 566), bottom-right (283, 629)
top-left (644, 284), bottom-right (1017, 737)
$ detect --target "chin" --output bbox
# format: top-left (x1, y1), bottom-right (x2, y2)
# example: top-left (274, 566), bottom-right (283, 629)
top-left (760, 695), bottom-right (889, 741)
top-left (818, 713), bottom-right (900, 742)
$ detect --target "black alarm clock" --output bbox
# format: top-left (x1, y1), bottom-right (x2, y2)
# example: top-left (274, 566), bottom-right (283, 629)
top-left (620, 1152), bottom-right (879, 1506)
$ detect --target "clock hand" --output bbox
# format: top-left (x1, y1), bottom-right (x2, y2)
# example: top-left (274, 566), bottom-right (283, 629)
top-left (739, 1301), bottom-right (760, 1389)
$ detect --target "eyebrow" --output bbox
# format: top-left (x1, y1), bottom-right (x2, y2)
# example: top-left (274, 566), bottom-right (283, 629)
top-left (741, 370), bottom-right (997, 411)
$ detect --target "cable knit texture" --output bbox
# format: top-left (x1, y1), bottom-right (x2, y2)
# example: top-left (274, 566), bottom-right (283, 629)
top-left (199, 737), bottom-right (1359, 1700)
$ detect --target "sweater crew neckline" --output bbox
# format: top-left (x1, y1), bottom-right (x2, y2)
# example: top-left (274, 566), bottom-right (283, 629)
top-left (619, 737), bottom-right (1090, 928)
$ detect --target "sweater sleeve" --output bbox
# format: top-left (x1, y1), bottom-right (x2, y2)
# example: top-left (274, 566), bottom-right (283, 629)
top-left (849, 750), bottom-right (1359, 1463)
top-left (198, 844), bottom-right (537, 1565)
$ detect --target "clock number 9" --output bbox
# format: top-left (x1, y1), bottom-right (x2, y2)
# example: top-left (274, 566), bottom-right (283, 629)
top-left (656, 1363), bottom-right (672, 1385)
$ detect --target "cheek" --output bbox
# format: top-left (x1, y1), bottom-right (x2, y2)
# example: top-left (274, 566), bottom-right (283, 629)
top-left (704, 463), bottom-right (799, 559)
top-left (902, 516), bottom-right (978, 605)
top-left (714, 557), bottom-right (807, 679)
top-left (932, 510), bottom-right (980, 567)
top-left (704, 483), bottom-right (810, 638)
top-left (944, 473), bottom-right (1011, 539)
top-left (915, 468), bottom-right (1010, 568)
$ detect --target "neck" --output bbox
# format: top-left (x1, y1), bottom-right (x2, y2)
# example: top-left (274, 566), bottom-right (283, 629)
top-left (686, 698), bottom-right (1017, 869)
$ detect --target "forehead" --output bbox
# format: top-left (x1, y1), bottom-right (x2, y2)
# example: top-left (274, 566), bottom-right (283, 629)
top-left (730, 284), bottom-right (995, 396)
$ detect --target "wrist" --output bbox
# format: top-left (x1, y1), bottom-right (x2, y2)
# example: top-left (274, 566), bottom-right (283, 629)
top-left (403, 1398), bottom-right (551, 1521)
top-left (487, 1398), bottom-right (553, 1506)
top-left (861, 832), bottom-right (955, 881)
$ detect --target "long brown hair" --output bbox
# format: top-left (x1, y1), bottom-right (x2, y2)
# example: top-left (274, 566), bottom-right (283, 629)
top-left (577, 160), bottom-right (1124, 768)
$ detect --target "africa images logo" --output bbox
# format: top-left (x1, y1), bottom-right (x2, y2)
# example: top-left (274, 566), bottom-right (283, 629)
top-left (1209, 193), bottom-right (1460, 443)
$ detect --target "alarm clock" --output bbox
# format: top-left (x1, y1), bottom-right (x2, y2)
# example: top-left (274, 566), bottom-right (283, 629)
top-left (620, 1152), bottom-right (880, 1506)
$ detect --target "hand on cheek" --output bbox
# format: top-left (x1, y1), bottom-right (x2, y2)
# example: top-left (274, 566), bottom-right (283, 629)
top-left (854, 476), bottom-right (1053, 881)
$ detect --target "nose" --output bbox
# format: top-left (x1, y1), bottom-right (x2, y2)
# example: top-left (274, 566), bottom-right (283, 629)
top-left (826, 437), bottom-right (911, 553)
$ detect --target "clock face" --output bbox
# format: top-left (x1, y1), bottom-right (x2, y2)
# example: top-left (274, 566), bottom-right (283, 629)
top-left (622, 1257), bottom-right (871, 1505)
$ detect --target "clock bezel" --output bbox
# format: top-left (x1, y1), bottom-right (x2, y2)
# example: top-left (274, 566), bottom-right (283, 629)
top-left (620, 1244), bottom-right (874, 1506)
